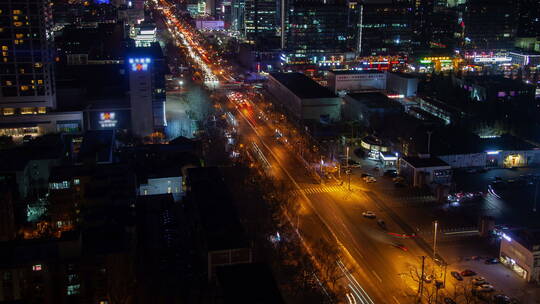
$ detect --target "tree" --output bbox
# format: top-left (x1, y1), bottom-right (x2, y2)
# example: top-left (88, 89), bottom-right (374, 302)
top-left (313, 238), bottom-right (350, 291)
top-left (106, 253), bottom-right (136, 304)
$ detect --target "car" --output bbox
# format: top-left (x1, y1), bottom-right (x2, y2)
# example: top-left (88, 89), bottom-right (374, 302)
top-left (444, 298), bottom-right (457, 304)
top-left (461, 269), bottom-right (476, 276)
top-left (22, 135), bottom-right (32, 143)
top-left (451, 271), bottom-right (463, 281)
top-left (362, 211), bottom-right (376, 218)
top-left (361, 173), bottom-right (372, 178)
top-left (472, 276), bottom-right (487, 285)
top-left (377, 219), bottom-right (387, 229)
top-left (422, 274), bottom-right (435, 283)
top-left (384, 169), bottom-right (398, 177)
top-left (493, 294), bottom-right (511, 304)
top-left (364, 176), bottom-right (377, 183)
top-left (392, 243), bottom-right (408, 251)
top-left (485, 258), bottom-right (500, 264)
top-left (475, 284), bottom-right (494, 292)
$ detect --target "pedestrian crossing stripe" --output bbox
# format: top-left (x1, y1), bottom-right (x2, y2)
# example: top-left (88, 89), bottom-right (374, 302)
top-left (292, 185), bottom-right (349, 195)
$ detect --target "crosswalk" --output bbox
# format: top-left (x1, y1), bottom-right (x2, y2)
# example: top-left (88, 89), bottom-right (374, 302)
top-left (293, 185), bottom-right (349, 196)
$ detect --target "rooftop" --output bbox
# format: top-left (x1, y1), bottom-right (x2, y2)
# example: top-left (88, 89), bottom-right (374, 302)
top-left (269, 72), bottom-right (337, 99)
top-left (329, 69), bottom-right (385, 75)
top-left (347, 92), bottom-right (403, 109)
top-left (186, 167), bottom-right (249, 251)
top-left (216, 263), bottom-right (285, 304)
top-left (402, 156), bottom-right (450, 168)
top-left (388, 71), bottom-right (418, 79)
top-left (428, 132), bottom-right (537, 155)
top-left (504, 228), bottom-right (540, 251)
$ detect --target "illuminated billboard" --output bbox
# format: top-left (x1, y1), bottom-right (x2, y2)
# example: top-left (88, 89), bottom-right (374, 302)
top-left (128, 58), bottom-right (151, 71)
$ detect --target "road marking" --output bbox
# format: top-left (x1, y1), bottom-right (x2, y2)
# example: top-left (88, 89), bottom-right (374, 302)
top-left (393, 295), bottom-right (401, 304)
top-left (371, 269), bottom-right (382, 283)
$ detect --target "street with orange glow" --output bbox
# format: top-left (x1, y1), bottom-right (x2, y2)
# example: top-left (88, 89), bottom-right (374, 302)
top-left (151, 1), bottom-right (456, 303)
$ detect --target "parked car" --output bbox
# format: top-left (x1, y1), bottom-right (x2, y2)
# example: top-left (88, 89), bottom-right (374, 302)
top-left (472, 276), bottom-right (487, 285)
top-left (485, 258), bottom-right (500, 264)
top-left (362, 211), bottom-right (376, 218)
top-left (451, 271), bottom-right (463, 281)
top-left (475, 284), bottom-right (494, 292)
top-left (384, 169), bottom-right (398, 177)
top-left (461, 269), bottom-right (476, 276)
top-left (364, 176), bottom-right (377, 183)
top-left (493, 294), bottom-right (511, 304)
top-left (444, 298), bottom-right (457, 304)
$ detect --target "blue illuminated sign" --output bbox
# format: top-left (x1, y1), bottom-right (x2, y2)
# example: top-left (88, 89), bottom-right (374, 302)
top-left (128, 58), bottom-right (151, 71)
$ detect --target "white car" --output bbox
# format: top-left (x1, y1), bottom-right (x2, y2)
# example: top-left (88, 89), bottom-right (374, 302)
top-left (475, 284), bottom-right (494, 292)
top-left (472, 277), bottom-right (486, 285)
top-left (362, 211), bottom-right (376, 218)
top-left (364, 176), bottom-right (377, 183)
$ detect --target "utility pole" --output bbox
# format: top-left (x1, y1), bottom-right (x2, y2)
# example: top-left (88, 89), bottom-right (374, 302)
top-left (418, 256), bottom-right (426, 302)
top-left (433, 221), bottom-right (439, 259)
top-left (534, 180), bottom-right (538, 212)
top-left (427, 131), bottom-right (433, 154)
top-left (346, 146), bottom-right (351, 191)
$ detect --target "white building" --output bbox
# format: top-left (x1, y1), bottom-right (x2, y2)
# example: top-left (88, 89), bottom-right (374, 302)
top-left (139, 176), bottom-right (183, 202)
top-left (327, 70), bottom-right (386, 94)
top-left (386, 72), bottom-right (419, 97)
top-left (399, 155), bottom-right (452, 188)
top-left (266, 73), bottom-right (342, 123)
top-left (499, 229), bottom-right (540, 283)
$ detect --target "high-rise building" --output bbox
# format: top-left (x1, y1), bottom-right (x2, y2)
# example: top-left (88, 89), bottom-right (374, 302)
top-left (244, 0), bottom-right (278, 42)
top-left (464, 0), bottom-right (518, 49)
top-left (127, 45), bottom-right (166, 137)
top-left (362, 0), bottom-right (414, 55)
top-left (0, 0), bottom-right (56, 114)
top-left (516, 0), bottom-right (540, 38)
top-left (283, 0), bottom-right (354, 65)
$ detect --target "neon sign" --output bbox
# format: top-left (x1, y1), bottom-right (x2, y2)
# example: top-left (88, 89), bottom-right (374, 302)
top-left (99, 112), bottom-right (117, 128)
top-left (128, 58), bottom-right (151, 71)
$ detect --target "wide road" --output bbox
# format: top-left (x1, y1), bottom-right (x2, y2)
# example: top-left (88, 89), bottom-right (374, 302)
top-left (151, 1), bottom-right (444, 302)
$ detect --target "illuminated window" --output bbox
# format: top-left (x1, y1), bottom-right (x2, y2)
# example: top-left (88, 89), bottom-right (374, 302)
top-left (19, 68), bottom-right (24, 73)
top-left (12, 10), bottom-right (22, 15)
top-left (13, 22), bottom-right (22, 27)
top-left (15, 33), bottom-right (23, 39)
top-left (5, 80), bottom-right (12, 86)
top-left (3, 108), bottom-right (14, 115)
top-left (73, 178), bottom-right (80, 185)
top-left (37, 79), bottom-right (43, 84)
top-left (3, 58), bottom-right (7, 63)
top-left (1, 46), bottom-right (7, 51)
top-left (34, 62), bottom-right (42, 68)
top-left (37, 107), bottom-right (46, 114)
top-left (2, 52), bottom-right (6, 56)
top-left (67, 284), bottom-right (80, 295)
top-left (32, 264), bottom-right (42, 271)
top-left (12, 16), bottom-right (18, 21)
top-left (21, 107), bottom-right (36, 114)
top-left (20, 85), bottom-right (29, 91)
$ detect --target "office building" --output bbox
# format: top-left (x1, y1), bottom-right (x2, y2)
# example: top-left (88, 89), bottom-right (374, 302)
top-left (127, 45), bottom-right (167, 137)
top-left (500, 228), bottom-right (540, 283)
top-left (361, 0), bottom-right (414, 55)
top-left (281, 0), bottom-right (355, 68)
top-left (0, 0), bottom-right (85, 137)
top-left (464, 0), bottom-right (518, 49)
top-left (244, 0), bottom-right (278, 42)
top-left (0, 0), bottom-right (55, 114)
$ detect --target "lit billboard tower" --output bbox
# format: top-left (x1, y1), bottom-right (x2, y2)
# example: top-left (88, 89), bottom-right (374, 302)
top-left (128, 57), bottom-right (166, 137)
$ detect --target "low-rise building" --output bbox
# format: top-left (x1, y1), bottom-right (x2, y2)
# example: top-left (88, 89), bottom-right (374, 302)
top-left (343, 92), bottom-right (403, 126)
top-left (451, 75), bottom-right (536, 102)
top-left (266, 73), bottom-right (342, 123)
top-left (386, 72), bottom-right (419, 98)
top-left (499, 228), bottom-right (540, 283)
top-left (399, 155), bottom-right (452, 188)
top-left (327, 70), bottom-right (387, 94)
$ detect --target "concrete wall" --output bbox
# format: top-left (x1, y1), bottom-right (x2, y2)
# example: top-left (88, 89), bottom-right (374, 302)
top-left (265, 76), bottom-right (303, 120)
top-left (328, 72), bottom-right (386, 93)
top-left (301, 97), bottom-right (342, 122)
top-left (386, 72), bottom-right (418, 97)
top-left (439, 153), bottom-right (486, 168)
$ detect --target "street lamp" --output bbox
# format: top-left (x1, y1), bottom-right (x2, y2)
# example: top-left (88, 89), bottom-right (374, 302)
top-left (346, 146), bottom-right (351, 191)
top-left (433, 221), bottom-right (438, 258)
